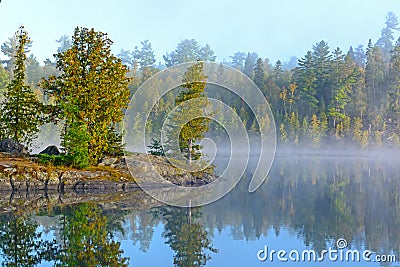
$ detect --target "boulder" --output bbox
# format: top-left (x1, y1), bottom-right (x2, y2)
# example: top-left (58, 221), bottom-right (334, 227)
top-left (40, 145), bottom-right (60, 156)
top-left (98, 156), bottom-right (119, 166)
top-left (0, 139), bottom-right (28, 156)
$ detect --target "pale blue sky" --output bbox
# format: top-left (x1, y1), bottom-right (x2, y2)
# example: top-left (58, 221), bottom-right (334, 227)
top-left (1, 0), bottom-right (400, 65)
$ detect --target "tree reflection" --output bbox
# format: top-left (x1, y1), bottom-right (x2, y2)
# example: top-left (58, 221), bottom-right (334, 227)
top-left (152, 206), bottom-right (217, 267)
top-left (0, 213), bottom-right (57, 266)
top-left (128, 209), bottom-right (156, 252)
top-left (204, 156), bottom-right (400, 257)
top-left (56, 203), bottom-right (129, 267)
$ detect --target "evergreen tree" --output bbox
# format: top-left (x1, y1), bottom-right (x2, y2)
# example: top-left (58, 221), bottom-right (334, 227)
top-left (253, 58), bottom-right (265, 89)
top-left (199, 44), bottom-right (216, 62)
top-left (1, 26), bottom-right (45, 146)
top-left (365, 39), bottom-right (386, 115)
top-left (133, 40), bottom-right (156, 69)
top-left (386, 37), bottom-right (400, 136)
top-left (56, 35), bottom-right (72, 53)
top-left (163, 39), bottom-right (211, 67)
top-left (117, 49), bottom-right (134, 69)
top-left (272, 60), bottom-right (285, 88)
top-left (376, 12), bottom-right (400, 65)
top-left (152, 206), bottom-right (217, 267)
top-left (348, 45), bottom-right (366, 67)
top-left (328, 48), bottom-right (352, 129)
top-left (294, 51), bottom-right (319, 116)
top-left (0, 214), bottom-right (57, 267)
top-left (165, 62), bottom-right (210, 162)
top-left (229, 51), bottom-right (246, 70)
top-left (243, 52), bottom-right (258, 78)
top-left (0, 64), bottom-right (9, 101)
top-left (25, 54), bottom-right (42, 87)
top-left (41, 27), bottom-right (131, 165)
top-left (312, 40), bottom-right (332, 108)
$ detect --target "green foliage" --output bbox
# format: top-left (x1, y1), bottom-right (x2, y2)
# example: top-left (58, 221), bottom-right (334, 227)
top-left (148, 138), bottom-right (165, 156)
top-left (42, 27), bottom-right (130, 165)
top-left (0, 214), bottom-right (58, 267)
top-left (152, 206), bottom-right (217, 267)
top-left (57, 204), bottom-right (129, 267)
top-left (36, 154), bottom-right (73, 166)
top-left (165, 62), bottom-right (210, 162)
top-left (279, 123), bottom-right (288, 144)
top-left (0, 64), bottom-right (9, 99)
top-left (133, 40), bottom-right (156, 69)
top-left (0, 12), bottom-right (398, 151)
top-left (1, 26), bottom-right (46, 146)
top-left (1, 34), bottom-right (32, 76)
top-left (163, 39), bottom-right (216, 67)
top-left (62, 122), bottom-right (90, 168)
top-left (309, 114), bottom-right (322, 148)
top-left (104, 126), bottom-right (125, 157)
top-left (253, 58), bottom-right (265, 89)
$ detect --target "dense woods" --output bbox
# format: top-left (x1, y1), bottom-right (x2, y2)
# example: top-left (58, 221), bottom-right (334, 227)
top-left (1, 12), bottom-right (400, 165)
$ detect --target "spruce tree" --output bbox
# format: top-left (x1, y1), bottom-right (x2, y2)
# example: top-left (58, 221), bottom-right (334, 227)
top-left (1, 26), bottom-right (44, 146)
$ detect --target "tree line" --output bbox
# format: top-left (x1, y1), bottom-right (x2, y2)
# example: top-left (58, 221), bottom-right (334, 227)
top-left (0, 12), bottom-right (399, 169)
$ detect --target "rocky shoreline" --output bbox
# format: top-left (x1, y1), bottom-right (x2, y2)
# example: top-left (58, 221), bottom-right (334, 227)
top-left (0, 152), bottom-right (215, 193)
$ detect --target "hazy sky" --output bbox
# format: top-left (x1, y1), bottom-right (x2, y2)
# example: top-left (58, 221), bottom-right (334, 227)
top-left (1, 0), bottom-right (400, 65)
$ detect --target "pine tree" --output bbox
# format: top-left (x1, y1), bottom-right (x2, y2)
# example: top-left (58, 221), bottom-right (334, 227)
top-left (253, 58), bottom-right (265, 89)
top-left (200, 44), bottom-right (216, 62)
top-left (386, 37), bottom-right (400, 136)
top-left (229, 52), bottom-right (246, 70)
top-left (1, 26), bottom-right (45, 146)
top-left (133, 40), bottom-right (156, 70)
top-left (41, 27), bottom-right (131, 165)
top-left (165, 62), bottom-right (210, 163)
top-left (294, 51), bottom-right (319, 116)
top-left (312, 40), bottom-right (332, 109)
top-left (1, 35), bottom-right (32, 76)
top-left (163, 39), bottom-right (201, 67)
top-left (56, 35), bottom-right (72, 54)
top-left (365, 39), bottom-right (386, 113)
top-left (243, 52), bottom-right (258, 78)
top-left (288, 112), bottom-right (300, 144)
top-left (376, 12), bottom-right (400, 65)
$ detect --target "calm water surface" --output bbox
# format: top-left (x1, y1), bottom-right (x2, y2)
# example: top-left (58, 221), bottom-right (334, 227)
top-left (1, 154), bottom-right (400, 266)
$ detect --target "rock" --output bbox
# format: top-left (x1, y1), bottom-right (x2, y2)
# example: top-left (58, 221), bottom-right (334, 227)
top-left (98, 157), bottom-right (118, 166)
top-left (39, 145), bottom-right (60, 156)
top-left (0, 139), bottom-right (28, 156)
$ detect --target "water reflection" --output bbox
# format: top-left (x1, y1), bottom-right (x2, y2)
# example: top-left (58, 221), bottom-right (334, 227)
top-left (56, 204), bottom-right (129, 266)
top-left (0, 213), bottom-right (57, 266)
top-left (151, 206), bottom-right (218, 267)
top-left (0, 155), bottom-right (399, 266)
top-left (0, 204), bottom-right (129, 266)
top-left (204, 155), bottom-right (400, 261)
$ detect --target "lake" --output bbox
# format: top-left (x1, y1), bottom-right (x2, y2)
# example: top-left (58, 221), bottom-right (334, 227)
top-left (0, 153), bottom-right (399, 266)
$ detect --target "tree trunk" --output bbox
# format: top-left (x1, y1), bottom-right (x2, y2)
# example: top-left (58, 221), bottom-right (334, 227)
top-left (188, 138), bottom-right (193, 164)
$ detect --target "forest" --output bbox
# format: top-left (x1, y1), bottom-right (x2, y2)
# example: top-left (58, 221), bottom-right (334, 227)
top-left (0, 11), bottom-right (400, 164)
